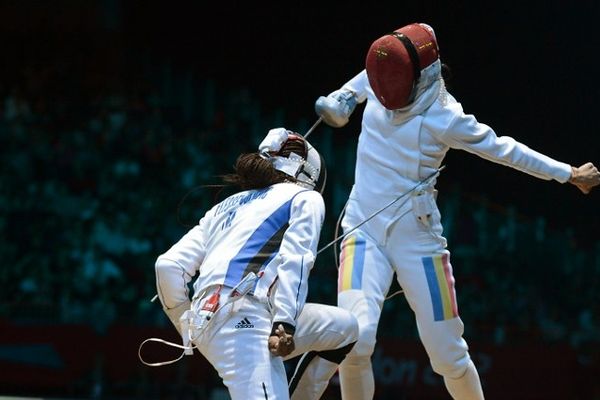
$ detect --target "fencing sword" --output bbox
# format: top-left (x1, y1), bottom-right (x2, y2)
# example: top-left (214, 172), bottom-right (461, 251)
top-left (303, 117), bottom-right (323, 139)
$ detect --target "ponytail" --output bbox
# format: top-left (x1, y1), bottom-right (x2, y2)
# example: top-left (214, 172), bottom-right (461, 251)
top-left (222, 138), bottom-right (308, 190)
top-left (222, 153), bottom-right (291, 190)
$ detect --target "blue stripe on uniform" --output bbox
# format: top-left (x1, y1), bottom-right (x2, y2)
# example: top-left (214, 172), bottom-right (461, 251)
top-left (351, 236), bottom-right (366, 289)
top-left (422, 256), bottom-right (444, 321)
top-left (224, 199), bottom-right (292, 287)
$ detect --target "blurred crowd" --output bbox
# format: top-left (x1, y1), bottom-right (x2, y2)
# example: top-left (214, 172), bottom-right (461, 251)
top-left (1, 54), bottom-right (599, 391)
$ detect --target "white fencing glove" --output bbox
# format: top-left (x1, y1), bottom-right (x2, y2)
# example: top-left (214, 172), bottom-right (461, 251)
top-left (315, 89), bottom-right (358, 128)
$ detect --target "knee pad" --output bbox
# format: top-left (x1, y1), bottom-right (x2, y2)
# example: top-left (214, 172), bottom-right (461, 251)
top-left (352, 320), bottom-right (378, 358)
top-left (430, 350), bottom-right (471, 379)
top-left (419, 318), bottom-right (471, 379)
top-left (318, 341), bottom-right (357, 364)
top-left (335, 307), bottom-right (360, 346)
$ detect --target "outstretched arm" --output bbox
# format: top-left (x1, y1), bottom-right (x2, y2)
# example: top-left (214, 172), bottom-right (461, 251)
top-left (432, 101), bottom-right (596, 189)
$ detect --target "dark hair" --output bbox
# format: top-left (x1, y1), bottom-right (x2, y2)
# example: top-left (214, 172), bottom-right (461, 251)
top-left (222, 136), bottom-right (308, 191)
top-left (221, 153), bottom-right (288, 190)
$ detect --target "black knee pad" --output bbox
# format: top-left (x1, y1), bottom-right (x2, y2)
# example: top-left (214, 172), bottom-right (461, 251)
top-left (288, 342), bottom-right (358, 396)
top-left (317, 341), bottom-right (356, 364)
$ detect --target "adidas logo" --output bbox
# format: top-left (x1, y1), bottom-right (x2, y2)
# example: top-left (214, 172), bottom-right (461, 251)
top-left (235, 317), bottom-right (254, 329)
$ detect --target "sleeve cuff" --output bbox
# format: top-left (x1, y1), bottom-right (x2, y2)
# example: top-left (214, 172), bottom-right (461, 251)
top-left (270, 321), bottom-right (296, 336)
top-left (163, 300), bottom-right (191, 335)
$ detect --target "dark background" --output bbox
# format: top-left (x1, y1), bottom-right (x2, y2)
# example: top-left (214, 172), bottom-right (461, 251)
top-left (2, 1), bottom-right (598, 237)
top-left (120, 0), bottom-right (596, 239)
top-left (1, 1), bottom-right (599, 399)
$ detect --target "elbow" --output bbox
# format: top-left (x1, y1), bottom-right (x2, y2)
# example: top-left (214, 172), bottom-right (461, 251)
top-left (155, 256), bottom-right (177, 275)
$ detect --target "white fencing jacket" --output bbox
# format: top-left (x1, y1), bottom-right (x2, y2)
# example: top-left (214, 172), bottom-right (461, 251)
top-left (156, 182), bottom-right (325, 332)
top-left (339, 67), bottom-right (572, 237)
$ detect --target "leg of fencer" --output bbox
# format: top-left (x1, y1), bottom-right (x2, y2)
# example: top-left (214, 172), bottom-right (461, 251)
top-left (396, 247), bottom-right (484, 400)
top-left (339, 354), bottom-right (375, 400)
top-left (337, 290), bottom-right (378, 400)
top-left (289, 342), bottom-right (356, 400)
top-left (289, 351), bottom-right (336, 400)
top-left (285, 303), bottom-right (358, 399)
top-left (443, 360), bottom-right (484, 400)
top-left (336, 230), bottom-right (393, 400)
top-left (197, 300), bottom-right (290, 400)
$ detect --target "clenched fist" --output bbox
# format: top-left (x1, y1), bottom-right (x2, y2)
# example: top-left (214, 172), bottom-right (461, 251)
top-left (569, 162), bottom-right (600, 194)
top-left (268, 323), bottom-right (295, 357)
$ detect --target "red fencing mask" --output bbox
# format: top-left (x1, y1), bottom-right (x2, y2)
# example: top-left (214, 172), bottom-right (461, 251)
top-left (366, 23), bottom-right (439, 109)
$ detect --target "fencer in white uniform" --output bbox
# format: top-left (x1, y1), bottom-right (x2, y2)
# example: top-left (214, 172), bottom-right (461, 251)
top-left (155, 128), bottom-right (358, 400)
top-left (315, 22), bottom-right (600, 400)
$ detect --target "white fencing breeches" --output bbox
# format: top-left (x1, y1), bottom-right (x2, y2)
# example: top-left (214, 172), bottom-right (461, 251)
top-left (336, 191), bottom-right (482, 400)
top-left (286, 303), bottom-right (358, 400)
top-left (193, 294), bottom-right (358, 400)
top-left (193, 295), bottom-right (288, 400)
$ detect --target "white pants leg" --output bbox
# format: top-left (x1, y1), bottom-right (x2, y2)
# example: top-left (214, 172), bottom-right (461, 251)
top-left (336, 229), bottom-right (394, 400)
top-left (386, 194), bottom-right (484, 400)
top-left (336, 190), bottom-right (484, 400)
top-left (194, 296), bottom-right (289, 400)
top-left (285, 303), bottom-right (359, 400)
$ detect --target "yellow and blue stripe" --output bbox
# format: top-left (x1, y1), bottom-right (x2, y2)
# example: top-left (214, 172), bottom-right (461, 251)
top-left (338, 234), bottom-right (366, 292)
top-left (422, 253), bottom-right (458, 321)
